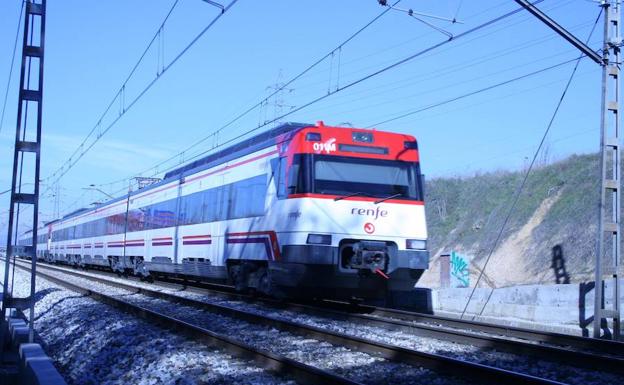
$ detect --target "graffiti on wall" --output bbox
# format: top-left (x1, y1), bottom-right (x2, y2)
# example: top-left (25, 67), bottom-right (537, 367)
top-left (450, 251), bottom-right (471, 288)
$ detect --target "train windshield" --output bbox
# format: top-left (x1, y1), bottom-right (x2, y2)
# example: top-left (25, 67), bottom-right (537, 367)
top-left (287, 154), bottom-right (422, 201)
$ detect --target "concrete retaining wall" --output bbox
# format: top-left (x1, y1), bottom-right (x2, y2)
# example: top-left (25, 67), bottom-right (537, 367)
top-left (430, 280), bottom-right (624, 335)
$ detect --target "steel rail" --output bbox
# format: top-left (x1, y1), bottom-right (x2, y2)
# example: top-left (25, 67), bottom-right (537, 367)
top-left (9, 261), bottom-right (358, 385)
top-left (20, 261), bottom-right (571, 385)
top-left (32, 260), bottom-right (624, 358)
top-left (31, 261), bottom-right (624, 377)
top-left (154, 268), bottom-right (624, 357)
top-left (330, 302), bottom-right (624, 357)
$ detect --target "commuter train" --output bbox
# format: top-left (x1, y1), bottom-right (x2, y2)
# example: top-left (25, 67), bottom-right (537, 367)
top-left (19, 122), bottom-right (429, 306)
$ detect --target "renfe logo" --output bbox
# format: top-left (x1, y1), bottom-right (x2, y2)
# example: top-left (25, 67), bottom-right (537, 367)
top-left (351, 207), bottom-right (388, 220)
top-left (364, 222), bottom-right (375, 234)
top-left (313, 138), bottom-right (336, 154)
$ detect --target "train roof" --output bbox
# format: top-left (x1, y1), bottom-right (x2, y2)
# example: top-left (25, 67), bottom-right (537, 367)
top-left (48, 122), bottom-right (312, 225)
top-left (41, 122), bottom-right (420, 227)
top-left (62, 207), bottom-right (90, 220)
top-left (163, 122), bottom-right (311, 179)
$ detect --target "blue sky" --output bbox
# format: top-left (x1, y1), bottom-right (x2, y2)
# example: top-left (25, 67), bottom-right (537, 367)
top-left (0, 0), bottom-right (606, 235)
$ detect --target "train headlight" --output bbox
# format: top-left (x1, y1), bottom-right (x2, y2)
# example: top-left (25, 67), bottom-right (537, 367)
top-left (306, 132), bottom-right (321, 141)
top-left (352, 131), bottom-right (374, 143)
top-left (406, 239), bottom-right (426, 250)
top-left (307, 234), bottom-right (332, 245)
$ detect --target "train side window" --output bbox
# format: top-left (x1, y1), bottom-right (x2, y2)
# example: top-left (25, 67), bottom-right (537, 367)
top-left (203, 188), bottom-right (219, 222)
top-left (228, 174), bottom-right (267, 218)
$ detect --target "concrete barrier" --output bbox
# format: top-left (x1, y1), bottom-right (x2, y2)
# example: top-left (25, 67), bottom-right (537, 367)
top-left (431, 280), bottom-right (624, 335)
top-left (19, 344), bottom-right (66, 385)
top-left (1, 316), bottom-right (67, 385)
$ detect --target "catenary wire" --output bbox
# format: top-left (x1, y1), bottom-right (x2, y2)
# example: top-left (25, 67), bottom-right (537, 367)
top-left (130, 0), bottom-right (551, 184)
top-left (96, 0), bottom-right (565, 192)
top-left (306, 42), bottom-right (592, 119)
top-left (284, 0), bottom-right (574, 100)
top-left (54, 1), bottom-right (552, 209)
top-left (41, 0), bottom-right (181, 184)
top-left (44, 0), bottom-right (238, 210)
top-left (41, 0), bottom-right (238, 197)
top-left (101, 0), bottom-right (559, 190)
top-left (459, 7), bottom-right (603, 320)
top-left (367, 56), bottom-right (583, 127)
top-left (97, 0), bottom-right (404, 190)
top-left (298, 14), bottom-right (598, 115)
top-left (0, 1), bottom-right (25, 134)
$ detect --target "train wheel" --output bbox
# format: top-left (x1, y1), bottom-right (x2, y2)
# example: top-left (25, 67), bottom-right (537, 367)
top-left (110, 257), bottom-right (124, 276)
top-left (257, 268), bottom-right (273, 296)
top-left (132, 256), bottom-right (150, 279)
top-left (348, 297), bottom-right (364, 307)
top-left (228, 263), bottom-right (249, 292)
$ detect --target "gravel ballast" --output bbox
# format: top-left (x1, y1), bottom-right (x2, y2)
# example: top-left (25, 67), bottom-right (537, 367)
top-left (33, 262), bottom-right (622, 385)
top-left (32, 263), bottom-right (624, 385)
top-left (13, 261), bottom-right (624, 384)
top-left (2, 262), bottom-right (292, 385)
top-left (28, 265), bottom-right (470, 385)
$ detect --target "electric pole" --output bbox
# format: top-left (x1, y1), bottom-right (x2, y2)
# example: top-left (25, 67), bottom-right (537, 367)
top-left (515, 0), bottom-right (621, 340)
top-left (594, 0), bottom-right (621, 340)
top-left (1, 0), bottom-right (47, 352)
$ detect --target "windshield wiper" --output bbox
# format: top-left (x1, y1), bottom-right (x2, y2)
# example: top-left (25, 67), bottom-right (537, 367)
top-left (334, 192), bottom-right (370, 201)
top-left (374, 193), bottom-right (404, 204)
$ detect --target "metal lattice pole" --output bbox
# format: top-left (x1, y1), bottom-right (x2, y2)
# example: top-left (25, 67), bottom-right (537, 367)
top-left (0, 0), bottom-right (46, 352)
top-left (594, 0), bottom-right (621, 340)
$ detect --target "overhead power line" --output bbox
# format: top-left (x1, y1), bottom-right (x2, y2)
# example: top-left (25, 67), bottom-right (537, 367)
top-left (149, 0), bottom-right (550, 177)
top-left (286, 18), bottom-right (597, 121)
top-left (41, 0), bottom-right (238, 196)
top-left (99, 0), bottom-right (549, 193)
top-left (0, 1), bottom-right (25, 135)
top-left (379, 1), bottom-right (461, 39)
top-left (97, 0), bottom-right (404, 189)
top-left (42, 0), bottom-right (180, 184)
top-left (289, 0), bottom-right (571, 100)
top-left (368, 56), bottom-right (584, 127)
top-left (459, 7), bottom-right (603, 320)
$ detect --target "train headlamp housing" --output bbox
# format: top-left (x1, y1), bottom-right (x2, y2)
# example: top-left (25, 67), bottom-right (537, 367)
top-left (307, 233), bottom-right (332, 245)
top-left (404, 141), bottom-right (418, 150)
top-left (306, 132), bottom-right (321, 141)
top-left (352, 131), bottom-right (374, 143)
top-left (406, 239), bottom-right (427, 250)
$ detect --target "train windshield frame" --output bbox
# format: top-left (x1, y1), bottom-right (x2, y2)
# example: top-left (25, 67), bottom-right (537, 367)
top-left (287, 154), bottom-right (423, 201)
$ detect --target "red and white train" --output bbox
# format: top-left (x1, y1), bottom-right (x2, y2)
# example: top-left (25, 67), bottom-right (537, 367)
top-left (20, 122), bottom-right (429, 305)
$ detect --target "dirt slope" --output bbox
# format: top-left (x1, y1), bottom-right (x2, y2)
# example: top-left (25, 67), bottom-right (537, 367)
top-left (420, 153), bottom-right (602, 288)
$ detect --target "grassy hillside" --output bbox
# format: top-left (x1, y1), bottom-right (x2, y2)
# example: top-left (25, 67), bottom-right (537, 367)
top-left (421, 153), bottom-right (602, 288)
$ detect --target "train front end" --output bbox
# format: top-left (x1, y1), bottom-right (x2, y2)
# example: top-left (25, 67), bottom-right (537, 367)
top-left (270, 122), bottom-right (428, 307)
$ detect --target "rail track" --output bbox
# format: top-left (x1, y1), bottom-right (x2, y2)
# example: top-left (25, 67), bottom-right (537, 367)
top-left (9, 260), bottom-right (354, 385)
top-left (36, 260), bottom-right (624, 359)
top-left (151, 267), bottom-right (624, 358)
top-left (11, 259), bottom-right (624, 384)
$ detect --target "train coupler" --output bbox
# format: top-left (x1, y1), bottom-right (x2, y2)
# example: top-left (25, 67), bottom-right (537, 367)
top-left (342, 240), bottom-right (389, 276)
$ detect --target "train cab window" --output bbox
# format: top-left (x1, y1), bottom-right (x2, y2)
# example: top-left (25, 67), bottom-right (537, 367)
top-left (287, 163), bottom-right (300, 195)
top-left (285, 154), bottom-right (311, 196)
top-left (271, 157), bottom-right (288, 199)
top-left (312, 155), bottom-right (422, 200)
